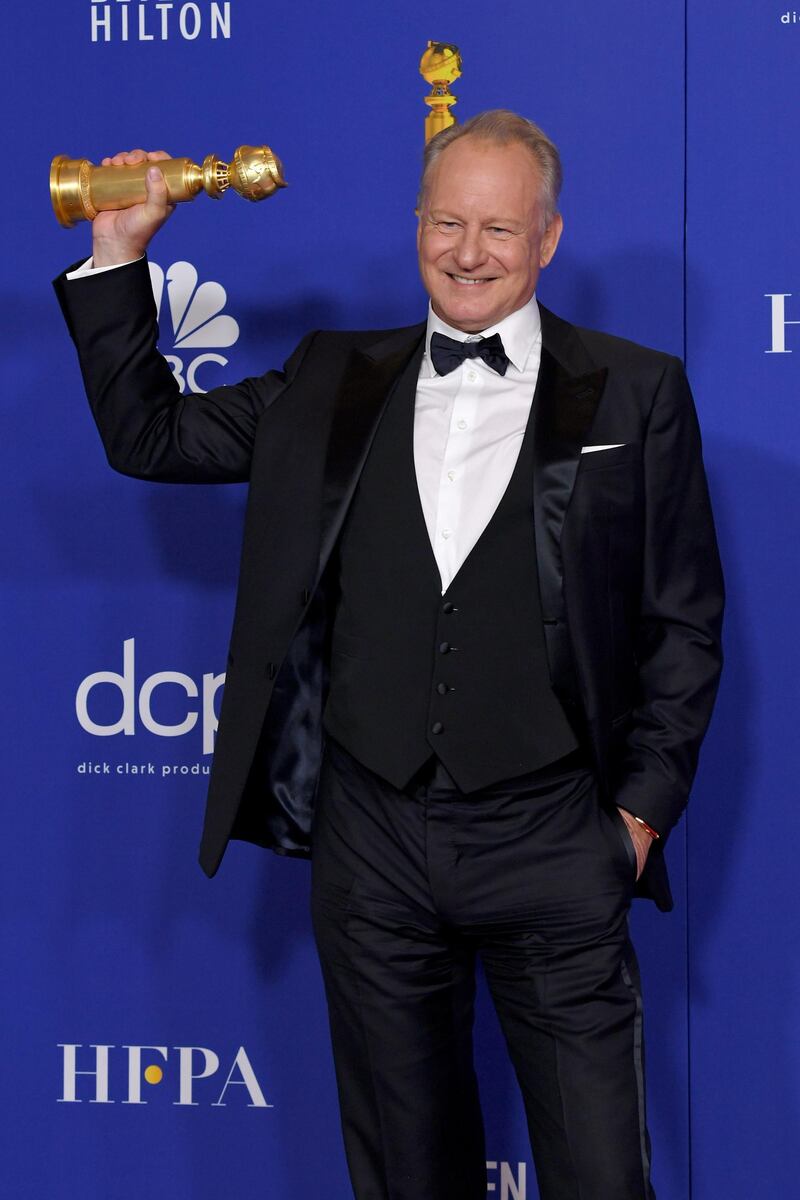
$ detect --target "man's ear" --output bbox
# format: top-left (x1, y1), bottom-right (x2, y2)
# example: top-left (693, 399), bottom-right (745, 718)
top-left (539, 213), bottom-right (564, 268)
top-left (416, 203), bottom-right (426, 253)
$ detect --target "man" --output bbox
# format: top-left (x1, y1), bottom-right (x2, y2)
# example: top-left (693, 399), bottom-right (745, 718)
top-left (55, 111), bottom-right (724, 1200)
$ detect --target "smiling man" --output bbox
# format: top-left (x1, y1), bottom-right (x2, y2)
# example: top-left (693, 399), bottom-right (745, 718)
top-left (417, 133), bottom-right (562, 332)
top-left (55, 110), bottom-right (724, 1200)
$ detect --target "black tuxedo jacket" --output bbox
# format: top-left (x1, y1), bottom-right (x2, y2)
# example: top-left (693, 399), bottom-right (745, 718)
top-left (55, 256), bottom-right (724, 911)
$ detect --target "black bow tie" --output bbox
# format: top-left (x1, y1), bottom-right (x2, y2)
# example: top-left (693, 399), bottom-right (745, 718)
top-left (429, 331), bottom-right (510, 377)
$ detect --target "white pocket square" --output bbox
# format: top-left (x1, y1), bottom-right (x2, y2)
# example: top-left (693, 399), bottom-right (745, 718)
top-left (580, 444), bottom-right (626, 454)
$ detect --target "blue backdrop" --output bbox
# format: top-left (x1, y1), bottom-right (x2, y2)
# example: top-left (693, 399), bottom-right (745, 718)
top-left (1, 3), bottom-right (796, 1197)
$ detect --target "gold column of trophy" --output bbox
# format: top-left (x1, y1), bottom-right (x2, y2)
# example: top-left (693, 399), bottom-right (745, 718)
top-left (419, 41), bottom-right (462, 143)
top-left (50, 144), bottom-right (286, 228)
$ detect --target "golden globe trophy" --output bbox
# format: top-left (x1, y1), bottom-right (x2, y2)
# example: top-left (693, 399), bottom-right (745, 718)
top-left (419, 41), bottom-right (462, 143)
top-left (50, 144), bottom-right (286, 228)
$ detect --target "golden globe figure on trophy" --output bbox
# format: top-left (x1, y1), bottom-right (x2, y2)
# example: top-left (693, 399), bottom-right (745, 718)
top-left (419, 41), bottom-right (462, 143)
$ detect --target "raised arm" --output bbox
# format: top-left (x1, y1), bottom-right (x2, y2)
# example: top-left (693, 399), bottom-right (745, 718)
top-left (53, 149), bottom-right (313, 483)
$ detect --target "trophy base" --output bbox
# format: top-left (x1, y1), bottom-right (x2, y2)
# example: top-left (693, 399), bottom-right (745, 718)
top-left (50, 155), bottom-right (91, 228)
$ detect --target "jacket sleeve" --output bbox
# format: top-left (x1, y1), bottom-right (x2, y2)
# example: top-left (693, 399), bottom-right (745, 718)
top-left (611, 356), bottom-right (725, 838)
top-left (53, 255), bottom-right (315, 483)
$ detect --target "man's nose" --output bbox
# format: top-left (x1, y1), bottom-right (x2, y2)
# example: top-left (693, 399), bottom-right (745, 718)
top-left (452, 227), bottom-right (486, 269)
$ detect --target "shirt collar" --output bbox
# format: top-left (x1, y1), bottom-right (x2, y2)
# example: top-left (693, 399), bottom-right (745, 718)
top-left (424, 293), bottom-right (542, 375)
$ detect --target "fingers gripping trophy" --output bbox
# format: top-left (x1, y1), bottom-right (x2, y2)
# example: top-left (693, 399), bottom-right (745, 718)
top-left (87, 150), bottom-right (182, 269)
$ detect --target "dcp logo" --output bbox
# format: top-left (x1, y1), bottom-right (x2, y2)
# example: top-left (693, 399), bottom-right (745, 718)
top-left (75, 637), bottom-right (224, 755)
top-left (149, 260), bottom-right (239, 393)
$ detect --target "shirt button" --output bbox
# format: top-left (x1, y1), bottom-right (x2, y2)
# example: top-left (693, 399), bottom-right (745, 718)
top-left (457, 419), bottom-right (467, 430)
top-left (467, 370), bottom-right (477, 382)
top-left (441, 528), bottom-right (452, 540)
top-left (439, 642), bottom-right (451, 654)
top-left (431, 722), bottom-right (444, 735)
top-left (447, 470), bottom-right (456, 482)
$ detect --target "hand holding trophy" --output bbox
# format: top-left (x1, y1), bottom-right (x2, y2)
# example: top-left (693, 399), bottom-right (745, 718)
top-left (90, 150), bottom-right (176, 268)
top-left (50, 143), bottom-right (287, 267)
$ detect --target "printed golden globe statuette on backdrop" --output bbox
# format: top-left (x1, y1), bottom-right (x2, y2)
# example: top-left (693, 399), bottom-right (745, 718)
top-left (419, 41), bottom-right (462, 143)
top-left (49, 144), bottom-right (286, 228)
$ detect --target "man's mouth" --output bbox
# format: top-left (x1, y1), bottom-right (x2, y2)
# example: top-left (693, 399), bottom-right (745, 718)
top-left (448, 273), bottom-right (494, 286)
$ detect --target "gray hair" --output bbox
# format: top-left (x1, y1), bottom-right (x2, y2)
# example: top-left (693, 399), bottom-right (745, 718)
top-left (418, 109), bottom-right (563, 232)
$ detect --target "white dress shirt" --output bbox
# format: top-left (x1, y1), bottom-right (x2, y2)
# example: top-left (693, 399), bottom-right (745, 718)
top-left (65, 256), bottom-right (140, 279)
top-left (415, 297), bottom-right (542, 592)
top-left (67, 259), bottom-right (543, 595)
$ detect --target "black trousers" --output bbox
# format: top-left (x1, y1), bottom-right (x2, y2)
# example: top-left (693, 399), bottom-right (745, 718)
top-left (311, 740), bottom-right (655, 1200)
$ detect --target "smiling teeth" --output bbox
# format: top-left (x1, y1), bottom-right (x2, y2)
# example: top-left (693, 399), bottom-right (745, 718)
top-left (451, 275), bottom-right (489, 285)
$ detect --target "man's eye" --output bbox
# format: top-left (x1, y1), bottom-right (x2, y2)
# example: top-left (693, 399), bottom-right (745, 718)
top-left (434, 220), bottom-right (460, 232)
top-left (487, 227), bottom-right (513, 238)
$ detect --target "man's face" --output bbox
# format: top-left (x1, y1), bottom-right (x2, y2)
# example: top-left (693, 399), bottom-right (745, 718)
top-left (417, 137), bottom-right (563, 333)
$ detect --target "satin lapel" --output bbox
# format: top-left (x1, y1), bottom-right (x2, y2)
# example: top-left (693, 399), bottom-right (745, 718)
top-left (532, 343), bottom-right (608, 697)
top-left (317, 328), bottom-right (425, 576)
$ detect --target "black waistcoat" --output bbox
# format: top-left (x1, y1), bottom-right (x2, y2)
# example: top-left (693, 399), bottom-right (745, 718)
top-left (323, 353), bottom-right (578, 792)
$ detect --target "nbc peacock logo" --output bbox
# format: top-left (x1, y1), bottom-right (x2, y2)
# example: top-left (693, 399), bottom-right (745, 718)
top-left (149, 260), bottom-right (240, 394)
